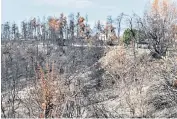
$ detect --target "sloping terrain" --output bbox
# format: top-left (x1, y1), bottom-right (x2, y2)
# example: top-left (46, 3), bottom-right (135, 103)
top-left (66, 46), bottom-right (177, 118)
top-left (1, 42), bottom-right (177, 118)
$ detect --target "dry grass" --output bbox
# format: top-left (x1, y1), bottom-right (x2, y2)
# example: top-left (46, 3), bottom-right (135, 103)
top-left (100, 46), bottom-right (126, 68)
top-left (97, 45), bottom-right (177, 117)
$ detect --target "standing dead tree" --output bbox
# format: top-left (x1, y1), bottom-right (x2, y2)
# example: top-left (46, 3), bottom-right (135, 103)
top-left (136, 0), bottom-right (177, 58)
top-left (21, 21), bottom-right (28, 40)
top-left (11, 23), bottom-right (20, 40)
top-left (69, 13), bottom-right (75, 41)
top-left (116, 13), bottom-right (124, 44)
top-left (2, 22), bottom-right (11, 41)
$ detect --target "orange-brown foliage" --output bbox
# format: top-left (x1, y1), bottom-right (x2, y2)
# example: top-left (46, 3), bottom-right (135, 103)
top-left (152, 0), bottom-right (159, 13)
top-left (173, 79), bottom-right (177, 88)
top-left (78, 17), bottom-right (85, 23)
top-left (48, 18), bottom-right (60, 31)
top-left (36, 62), bottom-right (60, 118)
top-left (151, 0), bottom-right (177, 17)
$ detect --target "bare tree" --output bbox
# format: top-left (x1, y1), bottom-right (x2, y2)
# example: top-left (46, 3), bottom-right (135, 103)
top-left (21, 21), bottom-right (28, 40)
top-left (116, 13), bottom-right (124, 43)
top-left (136, 0), bottom-right (177, 58)
top-left (69, 13), bottom-right (75, 41)
top-left (76, 12), bottom-right (80, 38)
top-left (3, 22), bottom-right (11, 41)
top-left (11, 23), bottom-right (20, 40)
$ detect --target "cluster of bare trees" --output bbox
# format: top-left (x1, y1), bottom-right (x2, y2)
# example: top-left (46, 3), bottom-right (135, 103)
top-left (1, 36), bottom-right (106, 118)
top-left (1, 43), bottom-right (64, 118)
top-left (1, 0), bottom-right (177, 51)
top-left (1, 0), bottom-right (177, 118)
top-left (1, 13), bottom-right (76, 41)
top-left (121, 0), bottom-right (177, 58)
top-left (136, 0), bottom-right (177, 57)
top-left (1, 13), bottom-right (126, 45)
